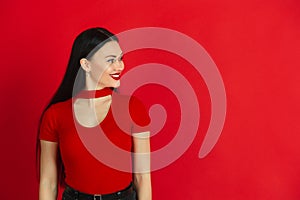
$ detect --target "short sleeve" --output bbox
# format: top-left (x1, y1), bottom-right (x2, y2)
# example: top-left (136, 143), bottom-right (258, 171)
top-left (129, 96), bottom-right (151, 134)
top-left (39, 106), bottom-right (59, 142)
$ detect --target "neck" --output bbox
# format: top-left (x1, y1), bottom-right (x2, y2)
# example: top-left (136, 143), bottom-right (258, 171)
top-left (76, 87), bottom-right (113, 99)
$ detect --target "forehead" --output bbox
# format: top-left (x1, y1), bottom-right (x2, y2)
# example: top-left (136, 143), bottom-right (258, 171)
top-left (93, 41), bottom-right (122, 58)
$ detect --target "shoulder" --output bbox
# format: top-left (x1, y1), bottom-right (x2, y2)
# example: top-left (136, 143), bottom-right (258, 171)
top-left (42, 99), bottom-right (72, 121)
top-left (112, 92), bottom-right (143, 106)
top-left (46, 99), bottom-right (72, 113)
top-left (112, 93), bottom-right (150, 126)
top-left (39, 101), bottom-right (72, 142)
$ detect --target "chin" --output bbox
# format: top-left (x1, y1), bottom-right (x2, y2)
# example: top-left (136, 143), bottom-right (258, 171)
top-left (111, 80), bottom-right (120, 88)
top-left (99, 80), bottom-right (120, 89)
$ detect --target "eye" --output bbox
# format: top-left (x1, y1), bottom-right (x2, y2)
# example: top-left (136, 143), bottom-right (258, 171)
top-left (107, 58), bottom-right (116, 64)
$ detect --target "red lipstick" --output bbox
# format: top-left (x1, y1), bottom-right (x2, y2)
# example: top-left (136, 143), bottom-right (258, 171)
top-left (110, 73), bottom-right (121, 80)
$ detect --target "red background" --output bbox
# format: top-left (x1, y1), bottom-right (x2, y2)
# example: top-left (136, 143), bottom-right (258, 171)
top-left (1, 0), bottom-right (300, 199)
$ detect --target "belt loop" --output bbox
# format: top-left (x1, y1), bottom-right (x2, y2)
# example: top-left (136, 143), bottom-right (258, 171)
top-left (94, 195), bottom-right (102, 200)
top-left (74, 190), bottom-right (78, 200)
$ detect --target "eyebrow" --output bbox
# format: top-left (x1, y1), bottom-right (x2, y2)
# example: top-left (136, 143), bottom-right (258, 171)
top-left (105, 53), bottom-right (123, 58)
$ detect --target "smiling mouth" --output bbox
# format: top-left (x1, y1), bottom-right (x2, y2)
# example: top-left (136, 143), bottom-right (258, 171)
top-left (110, 73), bottom-right (121, 80)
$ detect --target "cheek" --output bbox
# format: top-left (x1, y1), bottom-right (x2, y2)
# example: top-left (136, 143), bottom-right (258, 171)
top-left (91, 64), bottom-right (109, 78)
top-left (100, 70), bottom-right (113, 83)
top-left (102, 66), bottom-right (114, 77)
top-left (103, 73), bottom-right (112, 81)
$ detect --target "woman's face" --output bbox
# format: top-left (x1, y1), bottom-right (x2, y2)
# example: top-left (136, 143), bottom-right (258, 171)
top-left (86, 41), bottom-right (124, 89)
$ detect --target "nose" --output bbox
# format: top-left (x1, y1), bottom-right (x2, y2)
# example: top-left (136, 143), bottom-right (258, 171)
top-left (114, 60), bottom-right (124, 71)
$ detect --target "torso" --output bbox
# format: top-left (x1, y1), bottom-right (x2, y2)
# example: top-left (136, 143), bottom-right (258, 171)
top-left (39, 92), bottom-right (150, 194)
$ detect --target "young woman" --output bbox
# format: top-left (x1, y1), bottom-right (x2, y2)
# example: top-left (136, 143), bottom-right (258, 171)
top-left (38, 27), bottom-right (152, 200)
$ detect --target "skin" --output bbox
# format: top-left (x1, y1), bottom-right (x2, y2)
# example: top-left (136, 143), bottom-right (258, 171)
top-left (39, 41), bottom-right (152, 200)
top-left (80, 40), bottom-right (125, 90)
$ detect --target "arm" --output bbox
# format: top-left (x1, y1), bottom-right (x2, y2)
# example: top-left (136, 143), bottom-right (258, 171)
top-left (132, 131), bottom-right (152, 200)
top-left (39, 140), bottom-right (58, 200)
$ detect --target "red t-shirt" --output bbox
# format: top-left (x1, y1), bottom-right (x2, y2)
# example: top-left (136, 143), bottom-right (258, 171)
top-left (39, 92), bottom-right (150, 194)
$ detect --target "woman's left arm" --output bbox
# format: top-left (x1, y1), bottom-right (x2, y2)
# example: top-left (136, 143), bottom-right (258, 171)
top-left (132, 131), bottom-right (152, 200)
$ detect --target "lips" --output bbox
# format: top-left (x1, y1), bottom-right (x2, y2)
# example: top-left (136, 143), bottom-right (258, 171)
top-left (110, 73), bottom-right (121, 80)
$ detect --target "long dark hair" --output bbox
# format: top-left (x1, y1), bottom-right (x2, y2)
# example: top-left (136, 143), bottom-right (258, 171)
top-left (50, 27), bottom-right (118, 105)
top-left (36, 27), bottom-right (118, 187)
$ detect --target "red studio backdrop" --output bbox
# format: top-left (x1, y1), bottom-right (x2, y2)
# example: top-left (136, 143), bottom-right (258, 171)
top-left (1, 0), bottom-right (299, 199)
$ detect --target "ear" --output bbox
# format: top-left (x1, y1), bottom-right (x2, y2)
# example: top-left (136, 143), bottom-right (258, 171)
top-left (80, 58), bottom-right (91, 72)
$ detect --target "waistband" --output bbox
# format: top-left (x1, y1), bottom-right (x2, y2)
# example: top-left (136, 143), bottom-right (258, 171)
top-left (64, 182), bottom-right (134, 200)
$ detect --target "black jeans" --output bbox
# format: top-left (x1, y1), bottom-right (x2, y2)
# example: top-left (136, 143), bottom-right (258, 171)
top-left (62, 183), bottom-right (137, 200)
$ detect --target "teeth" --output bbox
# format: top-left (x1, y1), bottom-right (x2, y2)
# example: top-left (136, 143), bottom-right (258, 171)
top-left (111, 74), bottom-right (120, 78)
